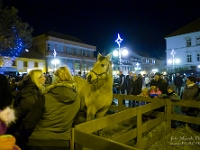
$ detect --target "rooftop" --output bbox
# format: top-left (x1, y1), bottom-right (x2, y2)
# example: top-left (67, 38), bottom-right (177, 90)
top-left (19, 49), bottom-right (44, 59)
top-left (165, 17), bottom-right (200, 38)
top-left (45, 31), bottom-right (85, 44)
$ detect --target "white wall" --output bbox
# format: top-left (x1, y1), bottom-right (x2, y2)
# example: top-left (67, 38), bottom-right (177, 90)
top-left (165, 31), bottom-right (200, 67)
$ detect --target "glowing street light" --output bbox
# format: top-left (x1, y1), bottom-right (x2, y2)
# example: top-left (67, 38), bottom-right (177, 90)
top-left (114, 34), bottom-right (128, 70)
top-left (51, 49), bottom-right (60, 70)
top-left (113, 47), bottom-right (128, 57)
top-left (168, 51), bottom-right (180, 73)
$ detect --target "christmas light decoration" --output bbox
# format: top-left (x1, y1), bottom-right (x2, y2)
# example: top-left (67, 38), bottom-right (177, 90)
top-left (0, 26), bottom-right (24, 57)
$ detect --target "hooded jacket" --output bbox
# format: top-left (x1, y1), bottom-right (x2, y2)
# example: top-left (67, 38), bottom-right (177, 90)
top-left (7, 77), bottom-right (41, 135)
top-left (20, 81), bottom-right (80, 147)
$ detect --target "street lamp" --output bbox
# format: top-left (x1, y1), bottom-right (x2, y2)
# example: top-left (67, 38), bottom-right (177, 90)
top-left (51, 49), bottom-right (60, 71)
top-left (114, 33), bottom-right (128, 71)
top-left (168, 49), bottom-right (180, 73)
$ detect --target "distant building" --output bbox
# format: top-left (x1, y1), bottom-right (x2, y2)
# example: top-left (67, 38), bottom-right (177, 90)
top-left (112, 50), bottom-right (165, 75)
top-left (165, 17), bottom-right (200, 73)
top-left (32, 31), bottom-right (96, 75)
top-left (11, 49), bottom-right (46, 73)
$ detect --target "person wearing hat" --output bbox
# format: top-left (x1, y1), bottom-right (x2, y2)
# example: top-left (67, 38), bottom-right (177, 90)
top-left (150, 72), bottom-right (168, 94)
top-left (118, 71), bottom-right (126, 105)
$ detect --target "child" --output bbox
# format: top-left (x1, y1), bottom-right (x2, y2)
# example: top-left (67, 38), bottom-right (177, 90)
top-left (149, 86), bottom-right (162, 98)
top-left (137, 88), bottom-right (149, 105)
top-left (0, 107), bottom-right (21, 150)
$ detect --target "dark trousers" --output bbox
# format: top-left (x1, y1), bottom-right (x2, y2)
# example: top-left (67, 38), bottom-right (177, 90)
top-left (176, 85), bottom-right (181, 96)
top-left (120, 89), bottom-right (126, 105)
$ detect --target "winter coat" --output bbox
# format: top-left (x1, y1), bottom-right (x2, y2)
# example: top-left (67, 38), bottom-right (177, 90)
top-left (150, 78), bottom-right (168, 94)
top-left (174, 76), bottom-right (183, 86)
top-left (131, 77), bottom-right (142, 95)
top-left (0, 74), bottom-right (13, 110)
top-left (8, 77), bottom-right (41, 134)
top-left (158, 92), bottom-right (181, 114)
top-left (181, 83), bottom-right (199, 115)
top-left (118, 74), bottom-right (126, 90)
top-left (20, 81), bottom-right (80, 148)
top-left (126, 75), bottom-right (133, 94)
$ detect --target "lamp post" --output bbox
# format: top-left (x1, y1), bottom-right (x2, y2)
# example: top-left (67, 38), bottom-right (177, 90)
top-left (115, 34), bottom-right (123, 71)
top-left (170, 49), bottom-right (176, 73)
top-left (51, 49), bottom-right (60, 71)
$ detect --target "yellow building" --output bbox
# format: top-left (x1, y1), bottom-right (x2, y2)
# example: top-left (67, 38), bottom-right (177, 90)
top-left (11, 49), bottom-right (46, 73)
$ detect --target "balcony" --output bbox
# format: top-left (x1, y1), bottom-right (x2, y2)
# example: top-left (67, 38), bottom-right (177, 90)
top-left (45, 51), bottom-right (96, 61)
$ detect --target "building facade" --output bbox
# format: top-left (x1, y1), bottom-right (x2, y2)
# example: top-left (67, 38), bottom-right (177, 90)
top-left (112, 50), bottom-right (165, 75)
top-left (165, 18), bottom-right (200, 73)
top-left (11, 50), bottom-right (46, 73)
top-left (32, 31), bottom-right (96, 75)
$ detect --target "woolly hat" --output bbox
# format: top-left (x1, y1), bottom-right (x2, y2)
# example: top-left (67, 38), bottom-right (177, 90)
top-left (167, 84), bottom-right (176, 92)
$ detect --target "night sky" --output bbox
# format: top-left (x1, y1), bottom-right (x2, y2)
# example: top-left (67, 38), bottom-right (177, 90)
top-left (3, 0), bottom-right (200, 58)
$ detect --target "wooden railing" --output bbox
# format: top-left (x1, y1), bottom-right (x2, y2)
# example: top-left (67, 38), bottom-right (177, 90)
top-left (71, 94), bottom-right (200, 150)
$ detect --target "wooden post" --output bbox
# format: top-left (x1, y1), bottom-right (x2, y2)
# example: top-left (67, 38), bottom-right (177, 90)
top-left (118, 94), bottom-right (123, 111)
top-left (136, 107), bottom-right (142, 149)
top-left (71, 128), bottom-right (74, 150)
top-left (166, 99), bottom-right (172, 133)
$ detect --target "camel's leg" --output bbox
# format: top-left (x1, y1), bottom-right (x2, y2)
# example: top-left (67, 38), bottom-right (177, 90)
top-left (86, 106), bottom-right (96, 122)
top-left (96, 107), bottom-right (109, 119)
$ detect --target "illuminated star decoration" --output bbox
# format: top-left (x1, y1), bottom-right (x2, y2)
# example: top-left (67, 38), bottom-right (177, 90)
top-left (115, 33), bottom-right (123, 48)
top-left (53, 49), bottom-right (57, 58)
top-left (136, 62), bottom-right (139, 67)
top-left (170, 49), bottom-right (176, 58)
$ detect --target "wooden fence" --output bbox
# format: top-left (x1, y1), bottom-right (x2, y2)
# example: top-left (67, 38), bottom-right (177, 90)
top-left (71, 94), bottom-right (200, 150)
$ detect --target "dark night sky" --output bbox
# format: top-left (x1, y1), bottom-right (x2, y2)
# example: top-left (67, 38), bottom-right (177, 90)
top-left (3, 0), bottom-right (200, 58)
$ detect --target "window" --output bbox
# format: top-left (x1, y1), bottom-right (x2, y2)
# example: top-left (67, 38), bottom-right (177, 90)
top-left (186, 38), bottom-right (191, 47)
top-left (73, 49), bottom-right (78, 55)
top-left (187, 54), bottom-right (192, 62)
top-left (197, 54), bottom-right (200, 61)
top-left (63, 46), bottom-right (67, 52)
top-left (12, 61), bottom-right (16, 66)
top-left (23, 61), bottom-right (28, 67)
top-left (34, 62), bottom-right (38, 67)
top-left (67, 47), bottom-right (72, 54)
top-left (82, 50), bottom-right (85, 56)
top-left (54, 44), bottom-right (57, 50)
top-left (197, 37), bottom-right (200, 45)
top-left (47, 43), bottom-right (50, 51)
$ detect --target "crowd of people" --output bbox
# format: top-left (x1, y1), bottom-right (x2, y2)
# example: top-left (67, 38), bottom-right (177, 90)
top-left (113, 71), bottom-right (200, 131)
top-left (0, 67), bottom-right (80, 150)
top-left (0, 68), bottom-right (200, 149)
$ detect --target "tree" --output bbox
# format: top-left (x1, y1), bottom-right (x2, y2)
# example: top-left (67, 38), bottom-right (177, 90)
top-left (0, 1), bottom-right (33, 58)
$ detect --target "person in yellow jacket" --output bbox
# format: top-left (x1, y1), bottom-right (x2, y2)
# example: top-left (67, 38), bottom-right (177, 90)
top-left (0, 107), bottom-right (21, 150)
